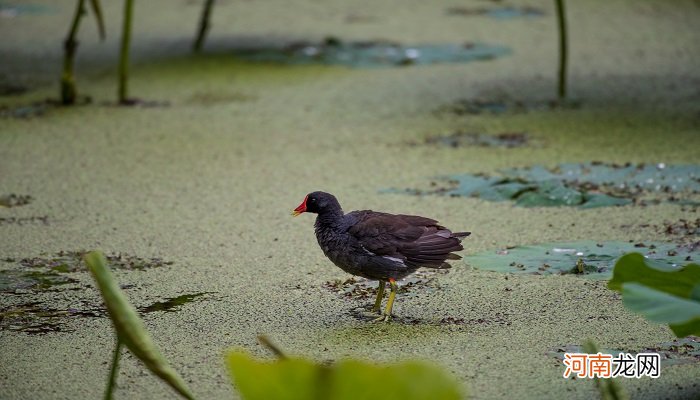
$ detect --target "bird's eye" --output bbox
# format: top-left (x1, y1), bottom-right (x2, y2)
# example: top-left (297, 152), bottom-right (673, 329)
top-left (310, 198), bottom-right (316, 202)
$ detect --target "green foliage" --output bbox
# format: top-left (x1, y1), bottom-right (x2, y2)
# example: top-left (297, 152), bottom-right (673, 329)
top-left (226, 350), bottom-right (463, 400)
top-left (84, 251), bottom-right (196, 400)
top-left (608, 253), bottom-right (700, 337)
top-left (464, 240), bottom-right (695, 279)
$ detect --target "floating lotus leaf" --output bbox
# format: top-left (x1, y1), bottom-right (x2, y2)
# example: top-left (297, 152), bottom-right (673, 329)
top-left (387, 162), bottom-right (700, 208)
top-left (464, 240), bottom-right (697, 279)
top-left (231, 40), bottom-right (510, 68)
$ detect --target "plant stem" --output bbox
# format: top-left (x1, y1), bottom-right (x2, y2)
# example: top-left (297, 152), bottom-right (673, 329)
top-left (257, 335), bottom-right (287, 359)
top-left (118, 0), bottom-right (134, 104)
top-left (193, 0), bottom-right (216, 52)
top-left (61, 0), bottom-right (86, 105)
top-left (105, 339), bottom-right (123, 400)
top-left (555, 0), bottom-right (568, 100)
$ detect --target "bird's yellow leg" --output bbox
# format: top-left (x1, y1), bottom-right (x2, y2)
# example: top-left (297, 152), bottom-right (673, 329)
top-left (373, 278), bottom-right (397, 322)
top-left (372, 280), bottom-right (385, 313)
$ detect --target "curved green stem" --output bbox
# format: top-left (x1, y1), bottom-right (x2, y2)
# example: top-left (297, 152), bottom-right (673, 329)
top-left (61, 0), bottom-right (86, 105)
top-left (555, 0), bottom-right (568, 100)
top-left (118, 0), bottom-right (134, 104)
top-left (105, 339), bottom-right (123, 400)
top-left (193, 0), bottom-right (216, 52)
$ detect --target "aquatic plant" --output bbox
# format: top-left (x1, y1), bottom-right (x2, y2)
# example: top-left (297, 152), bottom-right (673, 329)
top-left (193, 0), bottom-right (216, 52)
top-left (227, 336), bottom-right (463, 400)
top-left (581, 340), bottom-right (628, 400)
top-left (61, 0), bottom-right (105, 104)
top-left (608, 253), bottom-right (700, 337)
top-left (554, 0), bottom-right (568, 100)
top-left (464, 240), bottom-right (696, 279)
top-left (118, 0), bottom-right (134, 104)
top-left (84, 251), bottom-right (196, 399)
top-left (85, 250), bottom-right (463, 399)
top-left (386, 162), bottom-right (700, 208)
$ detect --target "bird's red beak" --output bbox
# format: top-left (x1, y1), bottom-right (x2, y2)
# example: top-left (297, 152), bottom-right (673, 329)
top-left (291, 195), bottom-right (308, 217)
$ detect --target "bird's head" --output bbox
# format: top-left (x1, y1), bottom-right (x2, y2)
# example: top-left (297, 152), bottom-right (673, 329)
top-left (292, 191), bottom-right (339, 216)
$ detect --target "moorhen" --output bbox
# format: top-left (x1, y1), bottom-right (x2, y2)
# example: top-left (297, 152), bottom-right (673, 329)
top-left (292, 191), bottom-right (470, 321)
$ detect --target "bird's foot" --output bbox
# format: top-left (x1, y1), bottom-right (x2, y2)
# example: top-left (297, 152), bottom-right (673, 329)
top-left (371, 313), bottom-right (392, 323)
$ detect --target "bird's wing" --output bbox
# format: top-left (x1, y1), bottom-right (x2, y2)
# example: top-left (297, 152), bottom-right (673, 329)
top-left (346, 211), bottom-right (468, 268)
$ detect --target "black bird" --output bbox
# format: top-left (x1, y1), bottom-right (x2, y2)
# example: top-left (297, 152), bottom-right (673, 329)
top-left (292, 191), bottom-right (470, 321)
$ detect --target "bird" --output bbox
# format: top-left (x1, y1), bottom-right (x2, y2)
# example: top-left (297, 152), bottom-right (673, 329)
top-left (292, 191), bottom-right (470, 322)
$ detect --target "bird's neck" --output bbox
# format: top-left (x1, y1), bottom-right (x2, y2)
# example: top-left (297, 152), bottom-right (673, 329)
top-left (314, 208), bottom-right (344, 229)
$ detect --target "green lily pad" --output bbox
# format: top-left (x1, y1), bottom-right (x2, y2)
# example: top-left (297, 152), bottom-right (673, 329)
top-left (464, 240), bottom-right (697, 279)
top-left (386, 162), bottom-right (700, 208)
top-left (608, 253), bottom-right (700, 337)
top-left (232, 39), bottom-right (510, 68)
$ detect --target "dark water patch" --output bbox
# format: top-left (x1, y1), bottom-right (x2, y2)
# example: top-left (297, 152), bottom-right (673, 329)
top-left (415, 131), bottom-right (534, 149)
top-left (661, 218), bottom-right (700, 238)
top-left (549, 337), bottom-right (700, 366)
top-left (0, 194), bottom-right (33, 208)
top-left (139, 292), bottom-right (211, 313)
top-left (0, 97), bottom-right (91, 119)
top-left (438, 314), bottom-right (511, 326)
top-left (464, 240), bottom-right (697, 279)
top-left (0, 301), bottom-right (105, 335)
top-left (487, 6), bottom-right (545, 19)
top-left (230, 38), bottom-right (510, 68)
top-left (0, 2), bottom-right (57, 17)
top-left (185, 91), bottom-right (256, 106)
top-left (0, 82), bottom-right (27, 96)
top-left (0, 101), bottom-right (52, 118)
top-left (0, 269), bottom-right (79, 293)
top-left (348, 309), bottom-right (511, 326)
top-left (384, 162), bottom-right (700, 208)
top-left (436, 97), bottom-right (580, 116)
top-left (0, 252), bottom-right (173, 294)
top-left (17, 251), bottom-right (173, 272)
top-left (622, 219), bottom-right (700, 248)
top-left (446, 6), bottom-right (545, 19)
top-left (323, 269), bottom-right (448, 301)
top-left (108, 98), bottom-right (171, 108)
top-left (0, 216), bottom-right (49, 226)
top-left (0, 291), bottom-right (213, 334)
